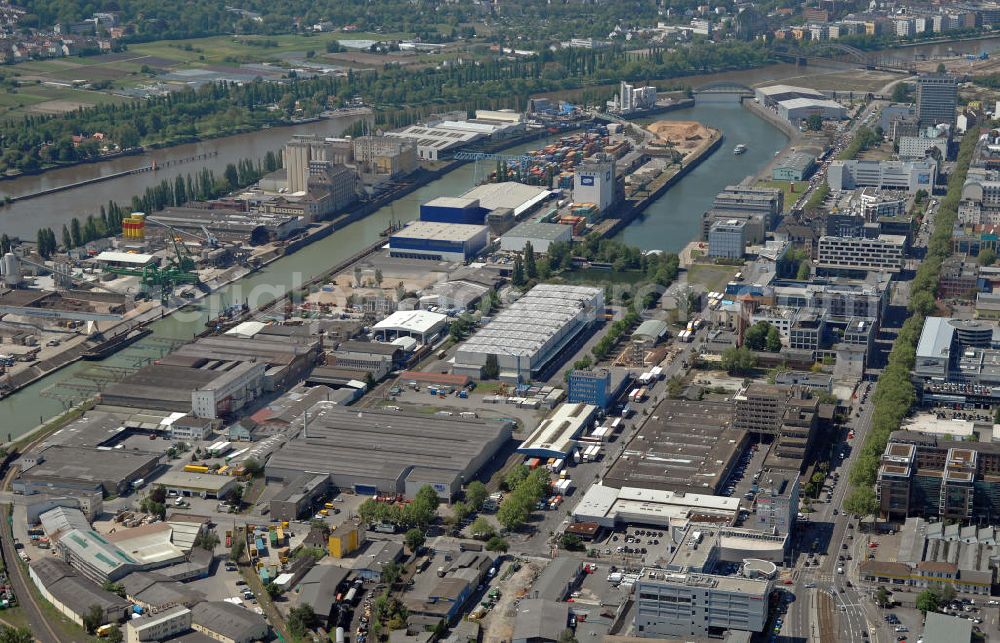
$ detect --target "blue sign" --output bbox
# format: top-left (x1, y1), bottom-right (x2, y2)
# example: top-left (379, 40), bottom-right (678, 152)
top-left (580, 175), bottom-right (595, 186)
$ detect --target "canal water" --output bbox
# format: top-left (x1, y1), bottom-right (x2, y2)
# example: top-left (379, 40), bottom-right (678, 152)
top-left (619, 102), bottom-right (788, 252)
top-left (6, 34), bottom-right (997, 436)
top-left (0, 116), bottom-right (363, 239)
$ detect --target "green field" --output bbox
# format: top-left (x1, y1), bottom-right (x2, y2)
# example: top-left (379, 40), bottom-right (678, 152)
top-left (0, 82), bottom-right (131, 119)
top-left (756, 180), bottom-right (806, 213)
top-left (686, 264), bottom-right (740, 292)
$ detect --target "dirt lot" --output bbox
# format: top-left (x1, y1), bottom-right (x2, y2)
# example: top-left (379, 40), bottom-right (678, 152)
top-left (481, 559), bottom-right (544, 643)
top-left (646, 120), bottom-right (720, 161)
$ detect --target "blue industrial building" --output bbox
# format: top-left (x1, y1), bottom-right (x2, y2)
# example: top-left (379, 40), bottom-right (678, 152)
top-left (568, 367), bottom-right (631, 410)
top-left (420, 197), bottom-right (488, 225)
top-left (389, 221), bottom-right (489, 262)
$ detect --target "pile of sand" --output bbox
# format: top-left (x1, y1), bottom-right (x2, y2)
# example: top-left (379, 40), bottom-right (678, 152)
top-left (646, 120), bottom-right (713, 148)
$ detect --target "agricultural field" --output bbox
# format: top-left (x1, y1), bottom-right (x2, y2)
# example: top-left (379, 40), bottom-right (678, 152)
top-left (0, 81), bottom-right (131, 119)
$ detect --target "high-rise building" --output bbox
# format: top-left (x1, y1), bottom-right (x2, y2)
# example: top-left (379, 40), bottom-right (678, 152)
top-left (916, 74), bottom-right (958, 127)
top-left (708, 219), bottom-right (748, 259)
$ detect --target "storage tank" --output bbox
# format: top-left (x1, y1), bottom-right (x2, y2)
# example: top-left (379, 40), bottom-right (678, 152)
top-left (2, 253), bottom-right (19, 286)
top-left (335, 628), bottom-right (345, 643)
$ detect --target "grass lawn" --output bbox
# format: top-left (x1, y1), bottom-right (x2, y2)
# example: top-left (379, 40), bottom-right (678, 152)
top-left (755, 180), bottom-right (806, 213)
top-left (686, 263), bottom-right (740, 292)
top-left (0, 83), bottom-right (131, 118)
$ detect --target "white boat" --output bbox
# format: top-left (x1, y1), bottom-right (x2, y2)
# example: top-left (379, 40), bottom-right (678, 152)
top-left (733, 144), bottom-right (747, 155)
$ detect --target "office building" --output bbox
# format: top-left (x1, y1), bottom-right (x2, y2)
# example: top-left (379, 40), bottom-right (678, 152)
top-left (816, 235), bottom-right (906, 273)
top-left (712, 185), bottom-right (784, 229)
top-left (191, 360), bottom-right (266, 419)
top-left (452, 284), bottom-right (603, 383)
top-left (827, 159), bottom-right (937, 193)
top-left (574, 154), bottom-right (616, 214)
top-left (567, 367), bottom-right (630, 410)
top-left (734, 384), bottom-right (790, 435)
top-left (751, 471), bottom-right (800, 536)
top-left (126, 605), bottom-right (192, 643)
top-left (913, 317), bottom-right (1000, 406)
top-left (898, 134), bottom-right (949, 161)
top-left (916, 74), bottom-right (958, 127)
top-left (634, 571), bottom-right (771, 638)
top-left (876, 432), bottom-right (1000, 522)
top-left (709, 219), bottom-right (748, 259)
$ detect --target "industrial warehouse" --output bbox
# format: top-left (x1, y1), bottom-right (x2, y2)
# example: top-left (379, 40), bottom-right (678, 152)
top-left (452, 284), bottom-right (604, 382)
top-left (264, 403), bottom-right (513, 499)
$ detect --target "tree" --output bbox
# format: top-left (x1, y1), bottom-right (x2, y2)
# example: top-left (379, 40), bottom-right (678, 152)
top-left (465, 480), bottom-right (488, 510)
top-left (485, 535), bottom-right (509, 552)
top-left (287, 604), bottom-right (318, 638)
top-left (242, 457), bottom-right (263, 477)
top-left (843, 487), bottom-right (879, 525)
top-left (560, 533), bottom-right (584, 550)
top-left (70, 217), bottom-right (82, 248)
top-left (470, 516), bottom-right (495, 540)
top-left (721, 347), bottom-right (757, 375)
top-left (744, 321), bottom-right (771, 351)
top-left (195, 529), bottom-right (221, 551)
top-left (0, 626), bottom-right (33, 643)
top-left (0, 234), bottom-right (9, 254)
top-left (891, 82), bottom-right (910, 103)
top-left (382, 561), bottom-right (404, 586)
top-left (230, 538), bottom-right (245, 562)
top-left (482, 353), bottom-right (500, 379)
top-left (404, 528), bottom-right (426, 552)
top-left (512, 254), bottom-right (526, 286)
top-left (765, 326), bottom-right (782, 352)
top-left (936, 62), bottom-right (947, 74)
top-left (524, 241), bottom-right (537, 279)
top-left (264, 581), bottom-right (281, 598)
top-left (806, 113), bottom-right (824, 131)
top-left (558, 630), bottom-right (580, 643)
top-left (102, 579), bottom-right (126, 597)
top-left (796, 260), bottom-right (810, 280)
top-left (497, 500), bottom-right (528, 531)
top-left (978, 247), bottom-right (997, 266)
top-left (916, 589), bottom-right (940, 614)
top-left (61, 224), bottom-right (72, 250)
top-left (82, 604), bottom-right (104, 634)
top-left (874, 586), bottom-right (891, 608)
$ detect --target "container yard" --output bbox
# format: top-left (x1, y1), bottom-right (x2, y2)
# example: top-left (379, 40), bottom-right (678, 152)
top-left (490, 127), bottom-right (631, 189)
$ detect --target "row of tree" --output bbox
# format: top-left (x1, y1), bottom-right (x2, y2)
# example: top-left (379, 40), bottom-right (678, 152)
top-left (844, 128), bottom-right (980, 520)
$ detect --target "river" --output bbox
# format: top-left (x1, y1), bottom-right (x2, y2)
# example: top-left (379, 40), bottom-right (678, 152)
top-left (0, 115), bottom-right (363, 239)
top-left (4, 35), bottom-right (989, 437)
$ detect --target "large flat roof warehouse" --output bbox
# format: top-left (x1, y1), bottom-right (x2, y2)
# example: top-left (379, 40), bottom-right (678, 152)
top-left (264, 403), bottom-right (513, 496)
top-left (393, 221), bottom-right (488, 242)
top-left (372, 310), bottom-right (449, 342)
top-left (453, 284), bottom-right (603, 381)
top-left (518, 402), bottom-right (597, 459)
top-left (461, 182), bottom-right (552, 216)
top-left (603, 399), bottom-right (744, 494)
top-left (573, 484), bottom-right (740, 528)
top-left (95, 251), bottom-right (158, 267)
